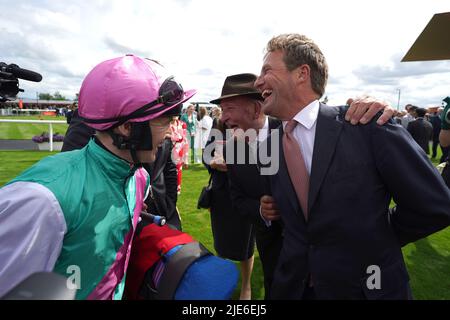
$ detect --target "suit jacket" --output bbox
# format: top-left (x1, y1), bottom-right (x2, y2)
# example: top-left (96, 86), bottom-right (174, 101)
top-left (429, 115), bottom-right (441, 142)
top-left (226, 118), bottom-right (282, 228)
top-left (264, 103), bottom-right (450, 300)
top-left (61, 109), bottom-right (95, 152)
top-left (144, 138), bottom-right (180, 229)
top-left (407, 118), bottom-right (433, 154)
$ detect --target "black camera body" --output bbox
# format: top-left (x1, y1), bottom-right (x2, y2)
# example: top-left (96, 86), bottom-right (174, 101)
top-left (0, 62), bottom-right (42, 102)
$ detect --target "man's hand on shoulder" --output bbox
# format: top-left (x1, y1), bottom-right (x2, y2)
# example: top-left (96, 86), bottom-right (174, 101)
top-left (345, 96), bottom-right (394, 126)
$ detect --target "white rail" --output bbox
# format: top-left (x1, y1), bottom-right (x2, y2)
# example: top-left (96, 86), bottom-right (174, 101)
top-left (0, 119), bottom-right (67, 151)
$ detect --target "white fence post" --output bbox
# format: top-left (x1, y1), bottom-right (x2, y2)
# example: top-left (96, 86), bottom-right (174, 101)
top-left (49, 123), bottom-right (54, 152)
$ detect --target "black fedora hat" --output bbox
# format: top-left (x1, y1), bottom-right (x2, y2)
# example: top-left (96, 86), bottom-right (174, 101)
top-left (210, 73), bottom-right (263, 105)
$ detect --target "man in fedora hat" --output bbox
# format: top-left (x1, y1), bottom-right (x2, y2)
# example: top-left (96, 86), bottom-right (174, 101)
top-left (209, 73), bottom-right (283, 299)
top-left (208, 72), bottom-right (395, 299)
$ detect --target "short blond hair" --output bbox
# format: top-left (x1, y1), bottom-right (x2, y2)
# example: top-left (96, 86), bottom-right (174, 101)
top-left (266, 33), bottom-right (328, 97)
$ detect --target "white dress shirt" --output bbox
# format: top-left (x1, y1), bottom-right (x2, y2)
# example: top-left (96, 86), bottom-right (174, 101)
top-left (257, 116), bottom-right (270, 143)
top-left (282, 100), bottom-right (320, 175)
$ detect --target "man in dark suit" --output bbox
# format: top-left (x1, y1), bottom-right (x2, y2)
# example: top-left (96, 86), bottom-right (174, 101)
top-left (429, 110), bottom-right (442, 158)
top-left (407, 107), bottom-right (433, 154)
top-left (256, 33), bottom-right (450, 300)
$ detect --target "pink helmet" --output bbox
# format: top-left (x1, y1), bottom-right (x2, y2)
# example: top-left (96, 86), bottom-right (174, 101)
top-left (78, 54), bottom-right (196, 130)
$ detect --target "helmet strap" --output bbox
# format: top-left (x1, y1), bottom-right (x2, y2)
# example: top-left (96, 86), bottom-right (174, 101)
top-left (130, 145), bottom-right (142, 167)
top-left (107, 121), bottom-right (153, 165)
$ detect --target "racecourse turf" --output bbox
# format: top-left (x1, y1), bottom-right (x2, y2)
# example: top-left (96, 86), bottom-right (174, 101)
top-left (0, 116), bottom-right (68, 140)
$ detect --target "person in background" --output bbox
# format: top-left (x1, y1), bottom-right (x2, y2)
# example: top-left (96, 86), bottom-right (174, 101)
top-left (180, 104), bottom-right (197, 165)
top-left (61, 107), bottom-right (94, 152)
top-left (393, 110), bottom-right (404, 125)
top-left (170, 115), bottom-right (189, 195)
top-left (65, 103), bottom-right (77, 124)
top-left (198, 106), bottom-right (213, 161)
top-left (211, 106), bottom-right (222, 128)
top-left (407, 107), bottom-right (433, 155)
top-left (401, 104), bottom-right (418, 129)
top-left (429, 108), bottom-right (442, 159)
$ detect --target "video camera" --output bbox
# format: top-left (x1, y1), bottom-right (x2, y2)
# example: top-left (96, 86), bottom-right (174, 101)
top-left (0, 62), bottom-right (42, 102)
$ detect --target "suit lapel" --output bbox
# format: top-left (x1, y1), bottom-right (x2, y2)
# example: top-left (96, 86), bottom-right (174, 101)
top-left (268, 117), bottom-right (282, 131)
top-left (308, 104), bottom-right (343, 212)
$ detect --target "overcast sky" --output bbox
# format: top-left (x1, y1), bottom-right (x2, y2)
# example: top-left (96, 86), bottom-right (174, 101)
top-left (1, 0), bottom-right (449, 109)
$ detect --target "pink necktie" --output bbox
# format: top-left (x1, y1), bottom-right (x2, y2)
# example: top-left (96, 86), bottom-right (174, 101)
top-left (283, 119), bottom-right (309, 220)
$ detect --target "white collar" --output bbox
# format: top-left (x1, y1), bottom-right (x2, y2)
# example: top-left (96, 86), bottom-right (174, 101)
top-left (257, 116), bottom-right (269, 142)
top-left (283, 99), bottom-right (320, 130)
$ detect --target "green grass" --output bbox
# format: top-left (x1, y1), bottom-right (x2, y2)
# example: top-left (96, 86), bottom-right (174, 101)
top-left (0, 116), bottom-right (68, 140)
top-left (0, 150), bottom-right (58, 186)
top-left (0, 116), bottom-right (64, 120)
top-left (0, 150), bottom-right (448, 300)
top-left (402, 230), bottom-right (450, 299)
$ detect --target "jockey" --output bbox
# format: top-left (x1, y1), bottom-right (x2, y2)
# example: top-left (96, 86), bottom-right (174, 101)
top-left (0, 55), bottom-right (195, 299)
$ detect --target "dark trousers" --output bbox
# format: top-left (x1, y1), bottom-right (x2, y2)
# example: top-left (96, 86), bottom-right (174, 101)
top-left (302, 285), bottom-right (316, 300)
top-left (432, 140), bottom-right (440, 158)
top-left (300, 282), bottom-right (414, 300)
top-left (441, 146), bottom-right (450, 164)
top-left (255, 223), bottom-right (283, 300)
